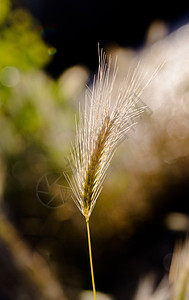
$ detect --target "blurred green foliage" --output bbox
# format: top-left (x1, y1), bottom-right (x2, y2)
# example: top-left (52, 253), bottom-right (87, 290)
top-left (0, 0), bottom-right (49, 70)
top-left (0, 0), bottom-right (10, 26)
top-left (0, 0), bottom-right (74, 169)
top-left (0, 1), bottom-right (77, 298)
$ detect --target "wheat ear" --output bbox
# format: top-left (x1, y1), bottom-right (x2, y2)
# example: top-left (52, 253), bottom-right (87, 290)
top-left (66, 48), bottom-right (158, 299)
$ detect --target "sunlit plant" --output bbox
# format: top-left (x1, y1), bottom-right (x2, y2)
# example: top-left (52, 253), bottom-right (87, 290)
top-left (66, 48), bottom-right (158, 299)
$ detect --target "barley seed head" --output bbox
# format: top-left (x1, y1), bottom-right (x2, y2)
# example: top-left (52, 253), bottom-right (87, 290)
top-left (66, 48), bottom-right (158, 220)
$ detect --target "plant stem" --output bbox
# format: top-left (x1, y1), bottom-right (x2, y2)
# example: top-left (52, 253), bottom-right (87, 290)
top-left (86, 218), bottom-right (97, 300)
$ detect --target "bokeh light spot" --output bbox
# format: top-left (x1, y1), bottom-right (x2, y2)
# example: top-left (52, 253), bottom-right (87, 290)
top-left (0, 66), bottom-right (20, 87)
top-left (165, 212), bottom-right (189, 232)
top-left (48, 47), bottom-right (57, 56)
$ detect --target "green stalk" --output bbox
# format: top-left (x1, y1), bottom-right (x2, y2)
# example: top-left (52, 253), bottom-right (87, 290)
top-left (86, 218), bottom-right (97, 300)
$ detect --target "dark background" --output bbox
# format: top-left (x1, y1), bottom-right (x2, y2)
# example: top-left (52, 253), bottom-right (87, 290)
top-left (24, 0), bottom-right (189, 77)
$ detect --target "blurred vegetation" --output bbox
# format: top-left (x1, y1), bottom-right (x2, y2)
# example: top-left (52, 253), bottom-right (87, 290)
top-left (0, 0), bottom-right (77, 299)
top-left (0, 0), bottom-right (189, 300)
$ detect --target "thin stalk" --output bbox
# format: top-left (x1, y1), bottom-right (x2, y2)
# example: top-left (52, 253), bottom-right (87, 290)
top-left (86, 218), bottom-right (97, 300)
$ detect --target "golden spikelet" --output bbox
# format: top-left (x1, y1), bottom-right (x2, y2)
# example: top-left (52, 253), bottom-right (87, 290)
top-left (66, 48), bottom-right (156, 220)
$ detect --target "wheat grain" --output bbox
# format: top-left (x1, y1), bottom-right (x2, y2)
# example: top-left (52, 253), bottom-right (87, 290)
top-left (66, 48), bottom-right (157, 220)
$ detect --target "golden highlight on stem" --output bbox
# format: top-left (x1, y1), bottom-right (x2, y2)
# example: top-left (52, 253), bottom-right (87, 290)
top-left (86, 218), bottom-right (97, 300)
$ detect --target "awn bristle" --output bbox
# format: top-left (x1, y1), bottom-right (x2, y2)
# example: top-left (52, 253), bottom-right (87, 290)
top-left (66, 49), bottom-right (157, 220)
